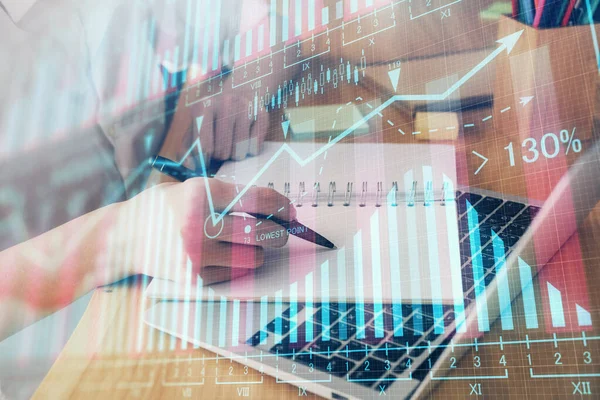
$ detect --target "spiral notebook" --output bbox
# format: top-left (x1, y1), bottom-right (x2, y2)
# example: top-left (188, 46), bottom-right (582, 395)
top-left (146, 142), bottom-right (460, 304)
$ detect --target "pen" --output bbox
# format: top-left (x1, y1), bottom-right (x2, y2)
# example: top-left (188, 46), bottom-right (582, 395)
top-left (149, 155), bottom-right (336, 249)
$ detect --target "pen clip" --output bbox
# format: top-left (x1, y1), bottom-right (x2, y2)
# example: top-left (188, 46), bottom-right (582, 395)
top-left (407, 180), bottom-right (417, 207)
top-left (375, 181), bottom-right (383, 207)
top-left (359, 181), bottom-right (368, 207)
top-left (312, 182), bottom-right (320, 207)
top-left (297, 182), bottom-right (305, 207)
top-left (327, 181), bottom-right (336, 207)
top-left (268, 182), bottom-right (274, 190)
top-left (391, 181), bottom-right (398, 207)
top-left (344, 182), bottom-right (353, 206)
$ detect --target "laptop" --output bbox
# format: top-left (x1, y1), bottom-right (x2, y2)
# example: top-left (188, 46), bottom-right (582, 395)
top-left (144, 140), bottom-right (599, 399)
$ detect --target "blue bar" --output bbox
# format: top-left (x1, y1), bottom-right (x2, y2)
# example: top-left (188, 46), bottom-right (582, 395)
top-left (290, 282), bottom-right (298, 343)
top-left (321, 261), bottom-right (330, 341)
top-left (260, 295), bottom-right (269, 344)
top-left (576, 304), bottom-right (592, 326)
top-left (386, 190), bottom-right (403, 336)
top-left (201, 0), bottom-right (210, 74)
top-left (206, 288), bottom-right (215, 345)
top-left (219, 296), bottom-right (228, 347)
top-left (443, 176), bottom-right (466, 332)
top-left (423, 167), bottom-right (444, 333)
top-left (234, 35), bottom-right (241, 62)
top-left (171, 46), bottom-right (180, 88)
top-left (366, 0), bottom-right (373, 6)
top-left (322, 7), bottom-right (329, 25)
top-left (245, 300), bottom-right (254, 343)
top-left (404, 170), bottom-right (422, 334)
top-left (193, 276), bottom-right (204, 348)
top-left (232, 299), bottom-right (241, 346)
top-left (308, 0), bottom-right (315, 31)
top-left (305, 272), bottom-right (314, 342)
top-left (181, 256), bottom-right (194, 350)
top-left (282, 0), bottom-right (289, 42)
top-left (492, 232), bottom-right (514, 330)
top-left (246, 30), bottom-right (253, 57)
top-left (162, 51), bottom-right (170, 91)
top-left (337, 248), bottom-right (348, 340)
top-left (547, 282), bottom-right (566, 328)
top-left (336, 1), bottom-right (343, 19)
top-left (181, 0), bottom-right (192, 83)
top-left (518, 257), bottom-right (539, 329)
top-left (270, 0), bottom-right (277, 47)
top-left (295, 0), bottom-right (302, 37)
top-left (192, 0), bottom-right (202, 78)
top-left (354, 231), bottom-right (366, 338)
top-left (370, 211), bottom-right (384, 338)
top-left (274, 290), bottom-right (283, 343)
top-left (223, 39), bottom-right (230, 67)
top-left (351, 0), bottom-right (358, 13)
top-left (258, 25), bottom-right (264, 52)
top-left (212, 0), bottom-right (221, 71)
top-left (466, 201), bottom-right (490, 332)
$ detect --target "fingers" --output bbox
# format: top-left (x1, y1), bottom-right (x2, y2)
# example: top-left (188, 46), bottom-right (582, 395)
top-left (186, 241), bottom-right (265, 270)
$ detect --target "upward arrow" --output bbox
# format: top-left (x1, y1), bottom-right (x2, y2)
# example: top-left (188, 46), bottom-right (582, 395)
top-left (179, 32), bottom-right (526, 227)
top-left (281, 120), bottom-right (290, 139)
top-left (388, 68), bottom-right (401, 92)
top-left (196, 116), bottom-right (204, 134)
top-left (495, 30), bottom-right (524, 55)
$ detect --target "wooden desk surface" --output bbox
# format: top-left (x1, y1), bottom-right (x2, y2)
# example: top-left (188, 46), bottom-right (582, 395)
top-left (32, 73), bottom-right (600, 399)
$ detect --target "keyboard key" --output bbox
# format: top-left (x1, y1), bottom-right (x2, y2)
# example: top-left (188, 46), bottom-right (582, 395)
top-left (344, 341), bottom-right (373, 361)
top-left (269, 336), bottom-right (308, 356)
top-left (389, 332), bottom-right (421, 348)
top-left (409, 310), bottom-right (434, 334)
top-left (349, 358), bottom-right (390, 387)
top-left (308, 337), bottom-right (343, 355)
top-left (409, 342), bottom-right (427, 358)
top-left (266, 317), bottom-right (295, 334)
top-left (412, 342), bottom-right (449, 381)
top-left (382, 311), bottom-right (403, 332)
top-left (282, 304), bottom-right (304, 319)
top-left (375, 341), bottom-right (406, 363)
top-left (247, 331), bottom-right (268, 346)
top-left (342, 308), bottom-right (373, 326)
top-left (327, 322), bottom-right (357, 340)
top-left (314, 307), bottom-right (342, 326)
top-left (457, 193), bottom-right (482, 215)
top-left (474, 197), bottom-right (503, 215)
top-left (497, 201), bottom-right (526, 218)
top-left (358, 325), bottom-right (387, 345)
top-left (393, 357), bottom-right (414, 374)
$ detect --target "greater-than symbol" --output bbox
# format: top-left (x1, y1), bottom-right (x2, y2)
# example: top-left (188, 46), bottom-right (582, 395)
top-left (472, 151), bottom-right (489, 175)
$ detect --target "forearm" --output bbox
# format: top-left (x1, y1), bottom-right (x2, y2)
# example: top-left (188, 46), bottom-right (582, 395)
top-left (0, 201), bottom-right (131, 341)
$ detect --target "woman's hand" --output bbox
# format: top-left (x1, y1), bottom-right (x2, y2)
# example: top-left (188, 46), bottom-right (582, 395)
top-left (118, 178), bottom-right (296, 285)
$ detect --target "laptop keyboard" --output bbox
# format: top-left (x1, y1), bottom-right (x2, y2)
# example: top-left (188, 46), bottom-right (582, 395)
top-left (248, 191), bottom-right (540, 391)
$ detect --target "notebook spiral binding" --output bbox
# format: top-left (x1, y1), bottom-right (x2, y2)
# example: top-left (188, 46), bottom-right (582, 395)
top-left (267, 181), bottom-right (456, 207)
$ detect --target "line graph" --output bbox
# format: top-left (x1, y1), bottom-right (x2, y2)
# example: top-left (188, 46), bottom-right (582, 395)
top-left (181, 30), bottom-right (524, 227)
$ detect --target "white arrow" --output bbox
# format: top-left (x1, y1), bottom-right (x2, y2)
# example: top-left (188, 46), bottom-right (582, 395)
top-left (519, 96), bottom-right (534, 106)
top-left (388, 68), bottom-right (401, 92)
top-left (472, 151), bottom-right (489, 175)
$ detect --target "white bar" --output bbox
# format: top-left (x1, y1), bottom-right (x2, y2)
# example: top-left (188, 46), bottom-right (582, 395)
top-left (322, 7), bottom-right (329, 25)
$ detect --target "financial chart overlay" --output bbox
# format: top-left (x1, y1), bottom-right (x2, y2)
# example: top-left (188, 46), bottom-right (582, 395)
top-left (1, 0), bottom-right (600, 399)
